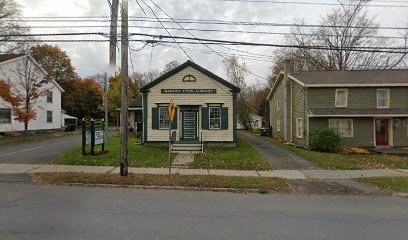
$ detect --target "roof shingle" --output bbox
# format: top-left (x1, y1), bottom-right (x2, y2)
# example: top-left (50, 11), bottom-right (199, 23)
top-left (0, 54), bottom-right (25, 63)
top-left (291, 69), bottom-right (408, 85)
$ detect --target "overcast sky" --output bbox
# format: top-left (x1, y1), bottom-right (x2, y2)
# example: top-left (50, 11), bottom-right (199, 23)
top-left (15, 0), bottom-right (408, 86)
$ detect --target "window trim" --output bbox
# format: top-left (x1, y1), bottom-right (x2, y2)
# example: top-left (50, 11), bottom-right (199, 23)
top-left (277, 119), bottom-right (281, 132)
top-left (158, 107), bottom-right (170, 130)
top-left (46, 90), bottom-right (53, 103)
top-left (296, 118), bottom-right (303, 138)
top-left (276, 100), bottom-right (280, 110)
top-left (46, 110), bottom-right (53, 123)
top-left (209, 106), bottom-right (221, 130)
top-left (329, 119), bottom-right (354, 137)
top-left (182, 74), bottom-right (196, 82)
top-left (335, 88), bottom-right (348, 108)
top-left (0, 108), bottom-right (12, 124)
top-left (376, 88), bottom-right (390, 109)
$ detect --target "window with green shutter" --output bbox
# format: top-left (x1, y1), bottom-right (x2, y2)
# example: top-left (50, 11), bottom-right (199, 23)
top-left (201, 107), bottom-right (209, 130)
top-left (152, 107), bottom-right (177, 130)
top-left (221, 107), bottom-right (228, 130)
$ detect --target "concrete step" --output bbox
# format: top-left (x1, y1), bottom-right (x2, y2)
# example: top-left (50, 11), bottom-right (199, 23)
top-left (171, 150), bottom-right (202, 154)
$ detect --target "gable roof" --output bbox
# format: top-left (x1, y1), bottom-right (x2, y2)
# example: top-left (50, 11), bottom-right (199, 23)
top-left (291, 69), bottom-right (408, 86)
top-left (0, 54), bottom-right (25, 64)
top-left (140, 60), bottom-right (240, 93)
top-left (0, 54), bottom-right (65, 93)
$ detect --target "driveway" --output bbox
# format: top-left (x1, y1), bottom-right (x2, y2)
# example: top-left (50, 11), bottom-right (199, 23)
top-left (0, 135), bottom-right (81, 164)
top-left (239, 131), bottom-right (316, 170)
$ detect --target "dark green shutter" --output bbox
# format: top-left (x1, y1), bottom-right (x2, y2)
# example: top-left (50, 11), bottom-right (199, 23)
top-left (152, 107), bottom-right (159, 129)
top-left (221, 107), bottom-right (228, 130)
top-left (202, 107), bottom-right (209, 130)
top-left (171, 107), bottom-right (177, 129)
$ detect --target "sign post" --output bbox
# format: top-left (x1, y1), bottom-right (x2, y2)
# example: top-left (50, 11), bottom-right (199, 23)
top-left (168, 99), bottom-right (175, 176)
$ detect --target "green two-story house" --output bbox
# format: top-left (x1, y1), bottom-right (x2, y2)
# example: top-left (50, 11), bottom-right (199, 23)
top-left (267, 62), bottom-right (408, 148)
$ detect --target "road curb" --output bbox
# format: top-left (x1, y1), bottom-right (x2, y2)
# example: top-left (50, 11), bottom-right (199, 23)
top-left (55, 182), bottom-right (268, 194)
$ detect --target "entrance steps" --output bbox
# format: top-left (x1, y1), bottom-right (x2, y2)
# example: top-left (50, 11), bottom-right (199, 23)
top-left (171, 142), bottom-right (203, 154)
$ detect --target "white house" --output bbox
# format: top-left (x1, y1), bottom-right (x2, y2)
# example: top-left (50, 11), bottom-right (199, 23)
top-left (237, 114), bottom-right (263, 130)
top-left (0, 54), bottom-right (65, 132)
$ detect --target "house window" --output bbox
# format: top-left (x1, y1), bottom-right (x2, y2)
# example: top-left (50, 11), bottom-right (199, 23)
top-left (277, 119), bottom-right (281, 132)
top-left (0, 109), bottom-right (12, 124)
top-left (182, 74), bottom-right (196, 82)
top-left (296, 118), bottom-right (303, 138)
top-left (209, 107), bottom-right (221, 129)
top-left (47, 111), bottom-right (53, 123)
top-left (46, 90), bottom-right (53, 103)
top-left (377, 89), bottom-right (390, 108)
top-left (335, 89), bottom-right (348, 107)
top-left (277, 100), bottom-right (280, 110)
top-left (159, 107), bottom-right (170, 129)
top-left (329, 119), bottom-right (353, 137)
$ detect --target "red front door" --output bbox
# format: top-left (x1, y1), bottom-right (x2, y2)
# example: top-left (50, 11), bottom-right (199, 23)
top-left (375, 119), bottom-right (389, 146)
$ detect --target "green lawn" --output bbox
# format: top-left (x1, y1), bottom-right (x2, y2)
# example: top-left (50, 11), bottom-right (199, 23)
top-left (32, 172), bottom-right (289, 193)
top-left (54, 136), bottom-right (175, 168)
top-left (359, 177), bottom-right (408, 193)
top-left (264, 137), bottom-right (408, 170)
top-left (190, 138), bottom-right (272, 171)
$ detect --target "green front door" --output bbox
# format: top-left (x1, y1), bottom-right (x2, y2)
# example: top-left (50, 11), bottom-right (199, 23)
top-left (182, 111), bottom-right (198, 141)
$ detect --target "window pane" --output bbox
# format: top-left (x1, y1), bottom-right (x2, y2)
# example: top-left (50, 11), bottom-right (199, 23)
top-left (209, 107), bottom-right (221, 129)
top-left (336, 90), bottom-right (347, 106)
top-left (47, 111), bottom-right (53, 123)
top-left (159, 107), bottom-right (169, 129)
top-left (0, 109), bottom-right (11, 124)
top-left (329, 120), bottom-right (340, 131)
top-left (377, 90), bottom-right (389, 108)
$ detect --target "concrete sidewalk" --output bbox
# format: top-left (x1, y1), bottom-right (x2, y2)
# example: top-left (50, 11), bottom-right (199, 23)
top-left (1, 164), bottom-right (408, 180)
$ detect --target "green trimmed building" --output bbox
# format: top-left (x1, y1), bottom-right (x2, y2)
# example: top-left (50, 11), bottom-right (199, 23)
top-left (140, 61), bottom-right (240, 152)
top-left (267, 62), bottom-right (408, 148)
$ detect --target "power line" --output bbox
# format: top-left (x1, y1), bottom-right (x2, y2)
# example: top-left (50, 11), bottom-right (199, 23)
top-left (21, 24), bottom-right (407, 40)
top-left (12, 16), bottom-right (408, 30)
top-left (138, 0), bottom-right (194, 61)
top-left (4, 32), bottom-right (407, 51)
top-left (215, 0), bottom-right (408, 8)
top-left (147, 0), bottom-right (269, 82)
top-left (2, 35), bottom-right (407, 54)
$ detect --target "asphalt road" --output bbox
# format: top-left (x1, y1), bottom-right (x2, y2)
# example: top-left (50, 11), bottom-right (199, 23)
top-left (1, 182), bottom-right (407, 240)
top-left (0, 135), bottom-right (81, 164)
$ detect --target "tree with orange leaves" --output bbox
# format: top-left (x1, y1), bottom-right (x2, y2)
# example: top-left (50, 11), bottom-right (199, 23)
top-left (0, 57), bottom-right (49, 134)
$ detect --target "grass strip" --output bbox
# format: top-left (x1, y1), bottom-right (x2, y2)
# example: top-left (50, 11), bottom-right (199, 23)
top-left (31, 172), bottom-right (290, 193)
top-left (359, 177), bottom-right (408, 193)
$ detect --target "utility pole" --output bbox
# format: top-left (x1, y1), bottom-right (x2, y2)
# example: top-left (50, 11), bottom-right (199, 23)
top-left (119, 0), bottom-right (129, 176)
top-left (109, 0), bottom-right (119, 65)
top-left (104, 73), bottom-right (109, 145)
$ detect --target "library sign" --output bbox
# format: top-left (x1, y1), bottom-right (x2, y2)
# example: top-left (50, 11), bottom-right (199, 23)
top-left (161, 89), bottom-right (217, 94)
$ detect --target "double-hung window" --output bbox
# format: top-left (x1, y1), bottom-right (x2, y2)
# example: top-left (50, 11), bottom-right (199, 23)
top-left (277, 100), bottom-right (280, 110)
top-left (377, 89), bottom-right (390, 108)
top-left (329, 119), bottom-right (353, 137)
top-left (335, 89), bottom-right (348, 107)
top-left (46, 91), bottom-right (53, 103)
top-left (159, 107), bottom-right (170, 129)
top-left (296, 118), bottom-right (303, 138)
top-left (277, 119), bottom-right (281, 132)
top-left (209, 107), bottom-right (221, 130)
top-left (47, 111), bottom-right (53, 123)
top-left (0, 109), bottom-right (12, 124)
